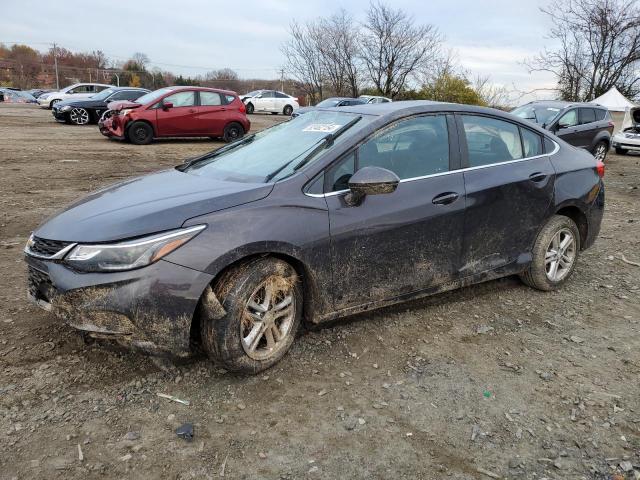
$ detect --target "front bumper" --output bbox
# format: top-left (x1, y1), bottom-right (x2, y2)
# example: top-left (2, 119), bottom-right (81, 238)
top-left (51, 108), bottom-right (67, 123)
top-left (611, 134), bottom-right (640, 151)
top-left (25, 254), bottom-right (214, 356)
top-left (98, 115), bottom-right (126, 140)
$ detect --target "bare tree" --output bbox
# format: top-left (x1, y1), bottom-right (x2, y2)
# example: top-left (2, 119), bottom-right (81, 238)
top-left (360, 1), bottom-right (442, 98)
top-left (281, 21), bottom-right (325, 102)
top-left (131, 52), bottom-right (150, 69)
top-left (528, 0), bottom-right (640, 101)
top-left (473, 75), bottom-right (512, 109)
top-left (317, 10), bottom-right (361, 97)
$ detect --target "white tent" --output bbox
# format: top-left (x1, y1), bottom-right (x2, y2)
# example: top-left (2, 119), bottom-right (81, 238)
top-left (590, 86), bottom-right (636, 111)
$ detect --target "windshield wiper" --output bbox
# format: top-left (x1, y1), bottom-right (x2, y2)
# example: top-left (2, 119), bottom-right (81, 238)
top-left (177, 134), bottom-right (256, 171)
top-left (265, 116), bottom-right (363, 182)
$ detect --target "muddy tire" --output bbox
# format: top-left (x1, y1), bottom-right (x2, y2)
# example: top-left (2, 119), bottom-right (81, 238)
top-left (127, 121), bottom-right (153, 145)
top-left (245, 102), bottom-right (254, 114)
top-left (615, 147), bottom-right (628, 155)
top-left (200, 257), bottom-right (302, 374)
top-left (222, 122), bottom-right (244, 143)
top-left (520, 215), bottom-right (581, 291)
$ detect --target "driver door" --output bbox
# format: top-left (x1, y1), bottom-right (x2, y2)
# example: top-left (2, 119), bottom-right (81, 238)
top-left (155, 90), bottom-right (198, 136)
top-left (323, 114), bottom-right (465, 310)
top-left (553, 109), bottom-right (581, 146)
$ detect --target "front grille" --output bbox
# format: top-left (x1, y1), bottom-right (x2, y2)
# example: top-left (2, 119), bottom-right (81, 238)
top-left (27, 266), bottom-right (54, 301)
top-left (29, 237), bottom-right (72, 257)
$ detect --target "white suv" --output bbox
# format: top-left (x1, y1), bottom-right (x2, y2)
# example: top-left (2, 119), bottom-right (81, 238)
top-left (240, 90), bottom-right (299, 115)
top-left (37, 83), bottom-right (112, 109)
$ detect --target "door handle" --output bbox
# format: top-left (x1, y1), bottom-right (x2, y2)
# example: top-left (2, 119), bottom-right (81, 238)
top-left (529, 172), bottom-right (547, 183)
top-left (188, 109), bottom-right (196, 113)
top-left (432, 192), bottom-right (459, 205)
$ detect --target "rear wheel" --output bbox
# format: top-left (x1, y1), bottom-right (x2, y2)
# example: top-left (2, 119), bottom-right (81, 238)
top-left (520, 215), bottom-right (580, 291)
top-left (69, 107), bottom-right (90, 125)
top-left (127, 121), bottom-right (153, 145)
top-left (283, 105), bottom-right (293, 116)
top-left (245, 102), bottom-right (254, 114)
top-left (222, 122), bottom-right (244, 143)
top-left (615, 147), bottom-right (628, 155)
top-left (200, 258), bottom-right (302, 373)
top-left (592, 140), bottom-right (608, 162)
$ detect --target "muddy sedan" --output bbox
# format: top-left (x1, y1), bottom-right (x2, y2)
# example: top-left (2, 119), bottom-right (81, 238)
top-left (24, 101), bottom-right (605, 373)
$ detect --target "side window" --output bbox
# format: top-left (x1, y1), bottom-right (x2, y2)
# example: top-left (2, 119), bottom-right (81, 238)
top-left (124, 90), bottom-right (145, 100)
top-left (358, 115), bottom-right (449, 179)
top-left (275, 92), bottom-right (288, 98)
top-left (461, 115), bottom-right (523, 167)
top-left (225, 94), bottom-right (236, 103)
top-left (580, 108), bottom-right (596, 124)
top-left (325, 152), bottom-right (355, 192)
top-left (200, 91), bottom-right (222, 106)
top-left (543, 137), bottom-right (556, 153)
top-left (109, 91), bottom-right (131, 101)
top-left (163, 91), bottom-right (196, 107)
top-left (520, 127), bottom-right (543, 157)
top-left (305, 173), bottom-right (324, 195)
top-left (261, 91), bottom-right (274, 98)
top-left (95, 85), bottom-right (109, 92)
top-left (557, 109), bottom-right (578, 128)
top-left (594, 109), bottom-right (607, 121)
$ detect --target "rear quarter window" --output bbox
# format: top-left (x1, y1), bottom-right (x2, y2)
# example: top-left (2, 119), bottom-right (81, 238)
top-left (594, 109), bottom-right (609, 121)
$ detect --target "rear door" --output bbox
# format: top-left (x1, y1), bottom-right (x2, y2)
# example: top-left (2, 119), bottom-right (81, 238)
top-left (257, 91), bottom-right (275, 112)
top-left (553, 109), bottom-right (581, 146)
top-left (194, 91), bottom-right (227, 136)
top-left (155, 90), bottom-right (198, 136)
top-left (458, 114), bottom-right (555, 276)
top-left (576, 107), bottom-right (597, 148)
top-left (324, 114), bottom-right (466, 310)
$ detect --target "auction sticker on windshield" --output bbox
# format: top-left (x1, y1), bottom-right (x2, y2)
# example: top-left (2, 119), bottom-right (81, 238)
top-left (302, 123), bottom-right (343, 133)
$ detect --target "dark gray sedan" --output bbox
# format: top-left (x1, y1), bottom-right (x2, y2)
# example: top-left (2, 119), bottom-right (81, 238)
top-left (24, 101), bottom-right (605, 373)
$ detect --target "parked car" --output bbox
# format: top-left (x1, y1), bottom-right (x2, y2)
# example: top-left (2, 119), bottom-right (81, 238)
top-left (512, 101), bottom-right (614, 161)
top-left (611, 106), bottom-right (640, 155)
top-left (52, 87), bottom-right (150, 125)
top-left (24, 101), bottom-right (604, 373)
top-left (37, 83), bottom-right (112, 109)
top-left (0, 88), bottom-right (36, 103)
top-left (291, 97), bottom-right (366, 117)
top-left (98, 86), bottom-right (249, 144)
top-left (240, 90), bottom-right (299, 115)
top-left (359, 95), bottom-right (392, 104)
top-left (26, 89), bottom-right (54, 99)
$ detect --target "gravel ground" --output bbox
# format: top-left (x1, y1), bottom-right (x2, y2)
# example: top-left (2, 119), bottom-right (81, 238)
top-left (1, 103), bottom-right (639, 480)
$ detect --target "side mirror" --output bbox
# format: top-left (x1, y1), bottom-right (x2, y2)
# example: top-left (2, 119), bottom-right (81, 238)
top-left (345, 166), bottom-right (400, 206)
top-left (163, 101), bottom-right (173, 110)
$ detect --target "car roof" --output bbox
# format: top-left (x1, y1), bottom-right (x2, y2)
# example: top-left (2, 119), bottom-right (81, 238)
top-left (164, 85), bottom-right (237, 95)
top-left (522, 100), bottom-right (607, 110)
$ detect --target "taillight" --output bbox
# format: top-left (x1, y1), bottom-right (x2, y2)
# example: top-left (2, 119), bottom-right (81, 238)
top-left (239, 102), bottom-right (246, 113)
top-left (596, 161), bottom-right (605, 178)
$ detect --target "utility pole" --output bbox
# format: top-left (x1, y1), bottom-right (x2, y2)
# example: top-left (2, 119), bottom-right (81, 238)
top-left (279, 68), bottom-right (285, 93)
top-left (52, 42), bottom-right (59, 89)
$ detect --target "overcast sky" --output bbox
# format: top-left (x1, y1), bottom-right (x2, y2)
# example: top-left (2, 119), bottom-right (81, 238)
top-left (2, 0), bottom-right (558, 99)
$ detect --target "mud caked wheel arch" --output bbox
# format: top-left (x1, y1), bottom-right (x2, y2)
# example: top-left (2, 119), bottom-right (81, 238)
top-left (199, 257), bottom-right (303, 374)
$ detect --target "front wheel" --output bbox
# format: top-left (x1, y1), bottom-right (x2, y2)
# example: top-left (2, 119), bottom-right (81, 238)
top-left (283, 105), bottom-right (293, 116)
top-left (222, 122), bottom-right (244, 143)
top-left (520, 215), bottom-right (581, 291)
top-left (592, 141), bottom-right (608, 162)
top-left (200, 258), bottom-right (302, 374)
top-left (69, 107), bottom-right (90, 125)
top-left (127, 121), bottom-right (153, 145)
top-left (245, 102), bottom-right (254, 114)
top-left (615, 147), bottom-right (628, 155)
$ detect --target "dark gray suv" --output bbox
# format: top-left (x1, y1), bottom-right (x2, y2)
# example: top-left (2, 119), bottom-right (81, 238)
top-left (512, 101), bottom-right (614, 161)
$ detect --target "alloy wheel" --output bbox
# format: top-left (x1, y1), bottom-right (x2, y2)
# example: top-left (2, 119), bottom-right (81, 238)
top-left (241, 276), bottom-right (296, 361)
top-left (594, 143), bottom-right (607, 162)
top-left (70, 108), bottom-right (90, 125)
top-left (545, 228), bottom-right (576, 282)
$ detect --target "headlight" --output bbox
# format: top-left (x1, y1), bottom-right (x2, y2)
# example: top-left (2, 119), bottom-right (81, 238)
top-left (60, 105), bottom-right (72, 112)
top-left (120, 109), bottom-right (133, 116)
top-left (65, 225), bottom-right (206, 272)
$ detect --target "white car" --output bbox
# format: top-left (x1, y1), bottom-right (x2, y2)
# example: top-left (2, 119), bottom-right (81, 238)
top-left (37, 83), bottom-right (112, 109)
top-left (611, 106), bottom-right (640, 155)
top-left (358, 95), bottom-right (392, 104)
top-left (240, 90), bottom-right (299, 115)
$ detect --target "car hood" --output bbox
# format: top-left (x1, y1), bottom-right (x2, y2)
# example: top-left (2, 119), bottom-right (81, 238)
top-left (621, 106), bottom-right (640, 129)
top-left (34, 168), bottom-right (274, 242)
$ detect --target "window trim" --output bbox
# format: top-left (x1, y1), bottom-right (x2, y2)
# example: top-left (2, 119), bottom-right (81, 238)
top-left (304, 140), bottom-right (559, 198)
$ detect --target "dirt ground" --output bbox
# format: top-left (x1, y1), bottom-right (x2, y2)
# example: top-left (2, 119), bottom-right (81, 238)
top-left (1, 103), bottom-right (639, 480)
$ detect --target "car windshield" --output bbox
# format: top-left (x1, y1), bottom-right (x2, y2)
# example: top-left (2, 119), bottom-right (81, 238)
top-left (90, 88), bottom-right (117, 100)
top-left (316, 99), bottom-right (343, 107)
top-left (183, 111), bottom-right (374, 183)
top-left (133, 88), bottom-right (174, 105)
top-left (512, 105), bottom-right (561, 125)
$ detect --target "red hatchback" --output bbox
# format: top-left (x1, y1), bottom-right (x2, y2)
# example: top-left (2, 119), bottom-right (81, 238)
top-left (99, 86), bottom-right (250, 144)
